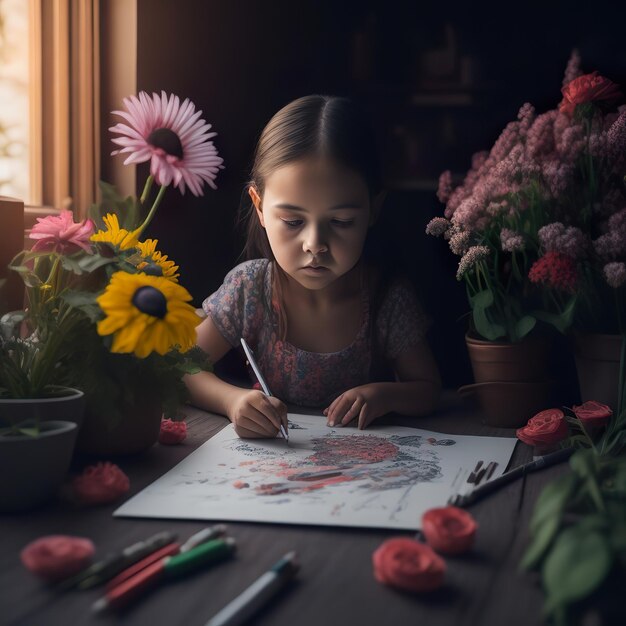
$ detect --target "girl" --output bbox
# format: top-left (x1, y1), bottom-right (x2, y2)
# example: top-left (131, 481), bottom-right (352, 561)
top-left (185, 95), bottom-right (441, 439)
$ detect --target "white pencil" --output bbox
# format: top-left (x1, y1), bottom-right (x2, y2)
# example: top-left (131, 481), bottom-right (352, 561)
top-left (204, 551), bottom-right (299, 626)
top-left (240, 338), bottom-right (289, 442)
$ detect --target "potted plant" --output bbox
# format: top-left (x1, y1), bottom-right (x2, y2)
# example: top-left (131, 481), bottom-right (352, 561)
top-left (426, 51), bottom-right (625, 426)
top-left (6, 91), bottom-right (219, 456)
top-left (0, 317), bottom-right (84, 512)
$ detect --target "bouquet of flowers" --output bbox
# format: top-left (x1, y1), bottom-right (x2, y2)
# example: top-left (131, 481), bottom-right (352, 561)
top-left (426, 51), bottom-right (626, 343)
top-left (4, 91), bottom-right (223, 427)
top-left (516, 399), bottom-right (625, 625)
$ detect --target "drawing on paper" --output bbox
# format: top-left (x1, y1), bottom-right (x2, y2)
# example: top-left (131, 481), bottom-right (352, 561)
top-left (115, 413), bottom-right (517, 530)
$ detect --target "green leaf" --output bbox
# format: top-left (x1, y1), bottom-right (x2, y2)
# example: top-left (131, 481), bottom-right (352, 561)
top-left (473, 305), bottom-right (506, 341)
top-left (18, 427), bottom-right (40, 437)
top-left (521, 473), bottom-right (579, 571)
top-left (514, 315), bottom-right (536, 341)
top-left (542, 529), bottom-right (612, 615)
top-left (471, 289), bottom-right (494, 308)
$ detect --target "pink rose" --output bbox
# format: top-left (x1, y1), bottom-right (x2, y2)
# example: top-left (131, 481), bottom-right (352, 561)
top-left (372, 538), bottom-right (445, 593)
top-left (421, 506), bottom-right (477, 555)
top-left (72, 462), bottom-right (130, 505)
top-left (29, 210), bottom-right (95, 254)
top-left (572, 400), bottom-right (612, 427)
top-left (20, 535), bottom-right (95, 581)
top-left (516, 408), bottom-right (569, 448)
top-left (559, 71), bottom-right (622, 116)
top-left (159, 418), bottom-right (187, 445)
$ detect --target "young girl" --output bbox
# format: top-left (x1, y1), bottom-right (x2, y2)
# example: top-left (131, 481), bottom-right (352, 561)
top-left (185, 95), bottom-right (441, 439)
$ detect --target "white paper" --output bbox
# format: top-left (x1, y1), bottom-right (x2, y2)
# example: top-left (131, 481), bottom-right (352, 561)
top-left (115, 414), bottom-right (517, 530)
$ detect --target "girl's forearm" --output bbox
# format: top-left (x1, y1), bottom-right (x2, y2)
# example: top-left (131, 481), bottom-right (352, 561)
top-left (374, 380), bottom-right (441, 417)
top-left (183, 370), bottom-right (244, 420)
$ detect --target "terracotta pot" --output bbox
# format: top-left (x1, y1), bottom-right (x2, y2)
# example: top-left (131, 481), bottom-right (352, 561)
top-left (573, 333), bottom-right (624, 413)
top-left (458, 380), bottom-right (554, 428)
top-left (75, 393), bottom-right (163, 457)
top-left (465, 333), bottom-right (551, 383)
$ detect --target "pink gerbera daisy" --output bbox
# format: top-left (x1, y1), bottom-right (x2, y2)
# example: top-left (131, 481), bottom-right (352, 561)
top-left (109, 91), bottom-right (224, 196)
top-left (29, 210), bottom-right (95, 254)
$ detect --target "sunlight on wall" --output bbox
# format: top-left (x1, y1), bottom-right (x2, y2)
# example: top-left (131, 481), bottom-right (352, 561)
top-left (0, 0), bottom-right (30, 204)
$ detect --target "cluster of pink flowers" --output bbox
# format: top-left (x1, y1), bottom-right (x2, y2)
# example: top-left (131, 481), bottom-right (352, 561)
top-left (537, 223), bottom-right (586, 259)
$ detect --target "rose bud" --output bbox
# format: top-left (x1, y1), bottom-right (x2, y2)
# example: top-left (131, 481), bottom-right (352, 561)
top-left (516, 408), bottom-right (569, 454)
top-left (421, 506), bottom-right (477, 555)
top-left (72, 462), bottom-right (130, 505)
top-left (159, 418), bottom-right (187, 445)
top-left (372, 537), bottom-right (445, 593)
top-left (21, 535), bottom-right (95, 582)
top-left (572, 400), bottom-right (612, 428)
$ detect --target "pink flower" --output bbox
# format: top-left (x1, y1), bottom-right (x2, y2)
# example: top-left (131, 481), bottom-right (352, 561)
top-left (159, 418), bottom-right (187, 445)
top-left (604, 262), bottom-right (626, 288)
top-left (425, 217), bottom-right (451, 237)
top-left (29, 210), bottom-right (95, 254)
top-left (437, 170), bottom-right (453, 204)
top-left (537, 223), bottom-right (586, 259)
top-left (72, 462), bottom-right (130, 505)
top-left (562, 49), bottom-right (583, 88)
top-left (500, 228), bottom-right (524, 252)
top-left (109, 91), bottom-right (224, 196)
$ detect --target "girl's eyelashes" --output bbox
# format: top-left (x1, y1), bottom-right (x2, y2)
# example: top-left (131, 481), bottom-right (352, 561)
top-left (280, 219), bottom-right (354, 229)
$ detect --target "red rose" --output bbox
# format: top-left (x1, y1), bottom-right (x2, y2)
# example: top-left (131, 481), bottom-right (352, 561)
top-left (20, 535), bottom-right (95, 581)
top-left (72, 462), bottom-right (130, 505)
top-left (159, 418), bottom-right (188, 445)
top-left (559, 71), bottom-right (622, 116)
top-left (421, 506), bottom-right (477, 555)
top-left (516, 408), bottom-right (569, 447)
top-left (372, 538), bottom-right (445, 593)
top-left (572, 400), bottom-right (612, 427)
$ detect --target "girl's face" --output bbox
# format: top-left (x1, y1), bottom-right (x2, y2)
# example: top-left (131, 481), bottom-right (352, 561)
top-left (251, 157), bottom-right (373, 292)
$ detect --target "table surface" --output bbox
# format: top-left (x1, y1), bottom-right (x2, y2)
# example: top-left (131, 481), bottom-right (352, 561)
top-left (0, 391), bottom-right (564, 626)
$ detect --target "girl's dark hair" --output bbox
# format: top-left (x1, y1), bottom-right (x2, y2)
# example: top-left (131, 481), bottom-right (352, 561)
top-left (236, 94), bottom-right (403, 381)
top-left (237, 94), bottom-right (382, 260)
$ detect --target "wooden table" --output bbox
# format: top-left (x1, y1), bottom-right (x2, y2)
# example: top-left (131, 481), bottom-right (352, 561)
top-left (0, 391), bottom-right (562, 626)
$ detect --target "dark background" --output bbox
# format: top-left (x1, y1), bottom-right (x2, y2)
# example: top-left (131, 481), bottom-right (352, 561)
top-left (121, 0), bottom-right (626, 388)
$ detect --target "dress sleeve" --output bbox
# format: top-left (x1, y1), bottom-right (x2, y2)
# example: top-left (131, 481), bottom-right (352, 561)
top-left (376, 277), bottom-right (432, 361)
top-left (201, 260), bottom-right (266, 347)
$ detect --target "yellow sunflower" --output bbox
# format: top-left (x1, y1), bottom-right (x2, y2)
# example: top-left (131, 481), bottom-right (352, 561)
top-left (90, 213), bottom-right (141, 251)
top-left (96, 271), bottom-right (199, 357)
top-left (136, 238), bottom-right (180, 282)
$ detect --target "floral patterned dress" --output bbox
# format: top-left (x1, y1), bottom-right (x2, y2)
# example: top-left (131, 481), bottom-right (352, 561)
top-left (203, 259), bottom-right (431, 408)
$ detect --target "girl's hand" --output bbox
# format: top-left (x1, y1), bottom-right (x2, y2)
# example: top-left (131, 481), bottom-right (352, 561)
top-left (323, 384), bottom-right (388, 430)
top-left (228, 389), bottom-right (288, 439)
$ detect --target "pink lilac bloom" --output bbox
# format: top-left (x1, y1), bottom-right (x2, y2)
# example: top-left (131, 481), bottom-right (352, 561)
top-left (109, 91), bottom-right (224, 196)
top-left (425, 217), bottom-right (451, 237)
top-left (437, 170), bottom-right (453, 204)
top-left (593, 209), bottom-right (626, 259)
top-left (607, 111), bottom-right (626, 157)
top-left (562, 49), bottom-right (582, 88)
top-left (29, 210), bottom-right (95, 254)
top-left (500, 228), bottom-right (525, 252)
top-left (541, 159), bottom-right (575, 199)
top-left (456, 245), bottom-right (490, 280)
top-left (603, 262), bottom-right (626, 288)
top-left (525, 111), bottom-right (557, 159)
top-left (538, 223), bottom-right (586, 259)
top-left (448, 230), bottom-right (471, 255)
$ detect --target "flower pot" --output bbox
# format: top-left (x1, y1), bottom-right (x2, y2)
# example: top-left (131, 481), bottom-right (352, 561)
top-left (573, 333), bottom-right (623, 413)
top-left (0, 420), bottom-right (78, 512)
top-left (465, 333), bottom-right (551, 383)
top-left (75, 393), bottom-right (163, 457)
top-left (458, 380), bottom-right (554, 428)
top-left (0, 387), bottom-right (85, 431)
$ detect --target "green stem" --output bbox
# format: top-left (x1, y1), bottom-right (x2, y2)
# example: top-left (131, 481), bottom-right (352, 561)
top-left (140, 175), bottom-right (154, 205)
top-left (138, 185), bottom-right (167, 237)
